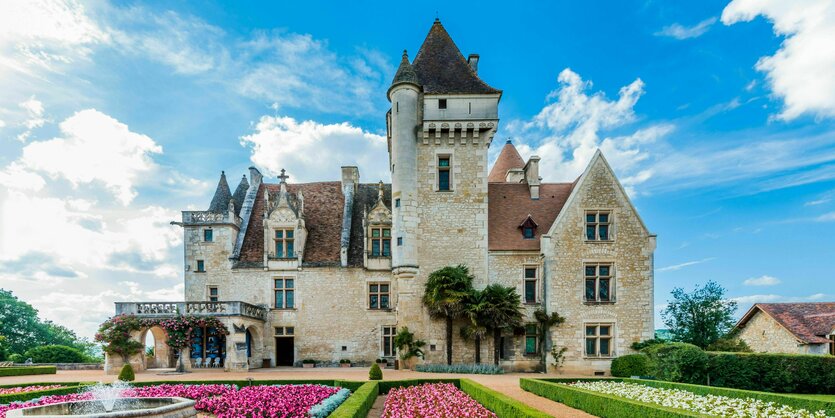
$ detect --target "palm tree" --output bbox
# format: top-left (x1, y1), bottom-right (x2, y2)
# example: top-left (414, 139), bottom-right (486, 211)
top-left (534, 308), bottom-right (565, 372)
top-left (460, 289), bottom-right (489, 364)
top-left (423, 265), bottom-right (474, 365)
top-left (480, 284), bottom-right (524, 366)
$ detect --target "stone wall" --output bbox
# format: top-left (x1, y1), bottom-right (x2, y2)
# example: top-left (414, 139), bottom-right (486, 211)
top-left (737, 311), bottom-right (804, 354)
top-left (544, 154), bottom-right (655, 375)
top-left (184, 222), bottom-right (237, 300)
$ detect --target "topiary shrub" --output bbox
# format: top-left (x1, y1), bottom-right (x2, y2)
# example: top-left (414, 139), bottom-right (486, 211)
top-left (117, 363), bottom-right (135, 381)
top-left (8, 353), bottom-right (24, 363)
top-left (24, 345), bottom-right (86, 363)
top-left (368, 362), bottom-right (382, 380)
top-left (642, 342), bottom-right (708, 384)
top-left (610, 354), bottom-right (651, 377)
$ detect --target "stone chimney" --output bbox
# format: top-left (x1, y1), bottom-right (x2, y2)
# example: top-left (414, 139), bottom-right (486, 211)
top-left (341, 166), bottom-right (359, 193)
top-left (524, 155), bottom-right (541, 199)
top-left (467, 54), bottom-right (479, 74)
top-left (340, 166), bottom-right (359, 267)
top-left (505, 168), bottom-right (525, 183)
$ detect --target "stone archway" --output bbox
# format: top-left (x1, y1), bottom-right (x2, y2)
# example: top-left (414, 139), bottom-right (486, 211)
top-left (245, 325), bottom-right (263, 368)
top-left (139, 326), bottom-right (172, 369)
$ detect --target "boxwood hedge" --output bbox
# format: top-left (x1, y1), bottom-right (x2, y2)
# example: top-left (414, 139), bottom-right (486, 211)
top-left (0, 366), bottom-right (57, 377)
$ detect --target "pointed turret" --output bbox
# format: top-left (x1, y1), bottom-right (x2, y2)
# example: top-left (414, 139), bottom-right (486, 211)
top-left (411, 19), bottom-right (500, 94)
top-left (391, 50), bottom-right (419, 86)
top-left (208, 171), bottom-right (232, 213)
top-left (231, 175), bottom-right (249, 216)
top-left (489, 140), bottom-right (526, 182)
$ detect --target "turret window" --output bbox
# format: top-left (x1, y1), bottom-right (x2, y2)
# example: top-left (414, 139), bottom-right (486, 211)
top-left (274, 229), bottom-right (295, 258)
top-left (203, 229), bottom-right (213, 242)
top-left (370, 227), bottom-right (391, 257)
top-left (438, 156), bottom-right (451, 191)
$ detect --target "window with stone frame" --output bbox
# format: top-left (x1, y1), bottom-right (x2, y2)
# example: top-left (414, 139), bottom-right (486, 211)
top-left (273, 229), bottom-right (295, 258)
top-left (437, 156), bottom-right (451, 191)
top-left (274, 326), bottom-right (294, 336)
top-left (584, 263), bottom-right (614, 303)
top-left (382, 326), bottom-right (396, 357)
top-left (585, 324), bottom-right (613, 357)
top-left (524, 324), bottom-right (539, 355)
top-left (203, 228), bottom-right (213, 242)
top-left (369, 283), bottom-right (390, 309)
top-left (369, 227), bottom-right (391, 257)
top-left (196, 259), bottom-right (205, 272)
top-left (585, 210), bottom-right (612, 241)
top-left (524, 267), bottom-right (538, 304)
top-left (274, 278), bottom-right (295, 309)
top-left (207, 286), bottom-right (219, 302)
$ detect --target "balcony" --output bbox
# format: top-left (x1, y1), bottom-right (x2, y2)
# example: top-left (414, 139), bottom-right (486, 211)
top-left (114, 301), bottom-right (268, 321)
top-left (179, 211), bottom-right (241, 227)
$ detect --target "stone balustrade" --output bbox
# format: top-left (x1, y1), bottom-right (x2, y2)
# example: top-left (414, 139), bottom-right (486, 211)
top-left (181, 211), bottom-right (241, 227)
top-left (115, 301), bottom-right (267, 320)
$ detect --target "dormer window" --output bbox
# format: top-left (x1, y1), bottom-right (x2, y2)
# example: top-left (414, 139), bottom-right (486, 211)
top-left (274, 229), bottom-right (294, 258)
top-left (370, 227), bottom-right (391, 257)
top-left (519, 216), bottom-right (538, 240)
top-left (523, 226), bottom-right (534, 239)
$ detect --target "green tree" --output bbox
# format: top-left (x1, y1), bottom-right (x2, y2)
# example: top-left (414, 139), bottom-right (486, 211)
top-left (393, 327), bottom-right (425, 369)
top-left (534, 308), bottom-right (565, 372)
top-left (0, 289), bottom-right (44, 354)
top-left (460, 289), bottom-right (489, 364)
top-left (479, 284), bottom-right (524, 366)
top-left (662, 281), bottom-right (737, 349)
top-left (423, 265), bottom-right (474, 365)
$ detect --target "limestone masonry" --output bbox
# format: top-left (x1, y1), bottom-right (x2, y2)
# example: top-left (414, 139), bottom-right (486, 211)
top-left (108, 19), bottom-right (656, 375)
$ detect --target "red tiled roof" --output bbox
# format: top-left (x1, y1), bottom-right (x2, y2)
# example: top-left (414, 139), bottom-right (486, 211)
top-left (488, 183), bottom-right (574, 251)
top-left (488, 141), bottom-right (526, 183)
top-left (740, 302), bottom-right (835, 344)
top-left (238, 182), bottom-right (344, 267)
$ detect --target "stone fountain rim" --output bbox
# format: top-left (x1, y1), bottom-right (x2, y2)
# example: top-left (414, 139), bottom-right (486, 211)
top-left (6, 397), bottom-right (196, 418)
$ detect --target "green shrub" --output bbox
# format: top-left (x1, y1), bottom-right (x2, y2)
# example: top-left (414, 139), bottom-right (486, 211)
top-left (117, 364), bottom-right (135, 381)
top-left (302, 359), bottom-right (317, 364)
top-left (642, 342), bottom-right (708, 384)
top-left (0, 366), bottom-right (57, 377)
top-left (368, 362), bottom-right (382, 380)
top-left (24, 345), bottom-right (86, 363)
top-left (705, 338), bottom-right (752, 352)
top-left (414, 363), bottom-right (503, 374)
top-left (611, 354), bottom-right (651, 377)
top-left (460, 379), bottom-right (551, 417)
top-left (705, 351), bottom-right (835, 394)
top-left (328, 381), bottom-right (379, 418)
top-left (630, 338), bottom-right (668, 351)
top-left (8, 353), bottom-right (24, 363)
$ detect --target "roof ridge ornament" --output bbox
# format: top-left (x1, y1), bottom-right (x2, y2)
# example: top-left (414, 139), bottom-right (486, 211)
top-left (278, 168), bottom-right (289, 184)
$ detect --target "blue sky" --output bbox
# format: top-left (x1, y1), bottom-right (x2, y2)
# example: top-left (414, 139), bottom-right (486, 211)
top-left (0, 0), bottom-right (833, 338)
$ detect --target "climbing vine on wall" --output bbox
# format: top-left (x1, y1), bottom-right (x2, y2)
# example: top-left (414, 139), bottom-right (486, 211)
top-left (95, 314), bottom-right (229, 360)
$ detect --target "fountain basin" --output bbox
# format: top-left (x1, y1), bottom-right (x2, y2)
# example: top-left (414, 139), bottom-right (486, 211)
top-left (6, 397), bottom-right (196, 418)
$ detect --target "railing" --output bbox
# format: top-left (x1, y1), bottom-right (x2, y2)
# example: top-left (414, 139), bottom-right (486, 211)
top-left (181, 211), bottom-right (241, 226)
top-left (115, 301), bottom-right (267, 320)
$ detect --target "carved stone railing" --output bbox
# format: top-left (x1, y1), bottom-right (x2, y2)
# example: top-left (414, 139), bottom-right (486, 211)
top-left (115, 301), bottom-right (267, 321)
top-left (181, 211), bottom-right (241, 227)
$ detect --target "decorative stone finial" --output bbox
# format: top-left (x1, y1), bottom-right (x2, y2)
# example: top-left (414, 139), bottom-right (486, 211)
top-left (278, 169), bottom-right (289, 184)
top-left (377, 180), bottom-right (384, 201)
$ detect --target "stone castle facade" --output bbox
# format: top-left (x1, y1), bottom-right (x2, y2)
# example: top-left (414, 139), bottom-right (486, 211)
top-left (107, 20), bottom-right (655, 375)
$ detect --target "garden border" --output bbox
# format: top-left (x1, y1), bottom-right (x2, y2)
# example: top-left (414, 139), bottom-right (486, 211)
top-left (0, 382), bottom-right (93, 404)
top-left (0, 367), bottom-right (57, 377)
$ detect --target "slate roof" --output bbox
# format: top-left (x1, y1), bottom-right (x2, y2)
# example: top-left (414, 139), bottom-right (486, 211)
top-left (391, 50), bottom-right (419, 87)
top-left (208, 172), bottom-right (232, 213)
top-left (348, 183), bottom-right (392, 267)
top-left (411, 19), bottom-right (500, 95)
top-left (231, 175), bottom-right (249, 217)
top-left (488, 140), bottom-right (527, 182)
top-left (488, 182), bottom-right (574, 251)
top-left (737, 302), bottom-right (835, 344)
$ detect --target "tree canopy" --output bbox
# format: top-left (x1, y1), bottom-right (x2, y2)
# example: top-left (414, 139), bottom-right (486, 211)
top-left (662, 281), bottom-right (737, 349)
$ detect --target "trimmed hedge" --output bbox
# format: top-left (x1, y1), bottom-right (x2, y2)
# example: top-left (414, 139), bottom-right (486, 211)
top-left (705, 351), bottom-right (835, 394)
top-left (520, 378), bottom-right (703, 418)
top-left (0, 366), bottom-right (57, 377)
top-left (0, 384), bottom-right (90, 404)
top-left (23, 345), bottom-right (87, 363)
top-left (611, 354), bottom-right (651, 377)
top-left (328, 381), bottom-right (379, 418)
top-left (460, 378), bottom-right (551, 418)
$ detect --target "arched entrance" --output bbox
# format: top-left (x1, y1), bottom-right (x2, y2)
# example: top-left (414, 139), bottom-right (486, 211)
top-left (140, 326), bottom-right (172, 369)
top-left (245, 325), bottom-right (263, 368)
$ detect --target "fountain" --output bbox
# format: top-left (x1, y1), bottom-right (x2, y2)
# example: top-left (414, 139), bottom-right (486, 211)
top-left (6, 381), bottom-right (197, 418)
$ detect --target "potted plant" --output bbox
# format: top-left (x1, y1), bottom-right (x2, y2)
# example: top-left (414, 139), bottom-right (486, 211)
top-left (339, 359), bottom-right (351, 368)
top-left (394, 327), bottom-right (426, 370)
top-left (375, 358), bottom-right (387, 367)
top-left (302, 359), bottom-right (316, 368)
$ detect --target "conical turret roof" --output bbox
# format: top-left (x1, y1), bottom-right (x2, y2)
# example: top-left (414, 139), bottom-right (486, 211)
top-left (391, 50), bottom-right (419, 86)
top-left (208, 171), bottom-right (232, 213)
top-left (488, 140), bottom-right (526, 182)
top-left (231, 174), bottom-right (249, 216)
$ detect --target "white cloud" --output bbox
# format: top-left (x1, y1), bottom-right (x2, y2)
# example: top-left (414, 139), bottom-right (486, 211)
top-left (816, 211), bottom-right (835, 222)
top-left (18, 109), bottom-right (162, 204)
top-left (731, 293), bottom-right (831, 305)
top-left (657, 257), bottom-right (715, 272)
top-left (743, 275), bottom-right (781, 286)
top-left (722, 0), bottom-right (835, 120)
top-left (16, 96), bottom-right (47, 142)
top-left (504, 68), bottom-right (673, 193)
top-left (655, 17), bottom-right (718, 40)
top-left (241, 115), bottom-right (389, 182)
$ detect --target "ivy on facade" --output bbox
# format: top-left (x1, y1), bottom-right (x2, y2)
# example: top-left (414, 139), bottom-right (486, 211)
top-left (95, 314), bottom-right (229, 361)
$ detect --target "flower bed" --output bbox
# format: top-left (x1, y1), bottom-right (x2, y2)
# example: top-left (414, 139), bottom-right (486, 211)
top-left (569, 381), bottom-right (831, 418)
top-left (0, 383), bottom-right (345, 418)
top-left (0, 386), bottom-right (64, 396)
top-left (382, 382), bottom-right (497, 418)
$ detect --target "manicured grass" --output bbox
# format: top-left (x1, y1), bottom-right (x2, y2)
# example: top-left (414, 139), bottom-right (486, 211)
top-left (0, 366), bottom-right (57, 377)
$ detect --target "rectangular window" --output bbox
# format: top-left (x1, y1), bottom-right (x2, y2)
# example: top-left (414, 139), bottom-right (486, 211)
top-left (585, 263), bottom-right (613, 302)
top-left (274, 326), bottom-right (294, 336)
top-left (524, 267), bottom-right (538, 303)
top-left (196, 260), bottom-right (205, 272)
top-left (585, 324), bottom-right (613, 357)
top-left (204, 229), bottom-right (213, 242)
top-left (395, 198), bottom-right (400, 208)
top-left (525, 324), bottom-right (539, 354)
top-left (273, 229), bottom-right (295, 258)
top-left (397, 237), bottom-right (403, 246)
top-left (369, 283), bottom-right (390, 309)
top-left (274, 278), bottom-right (295, 309)
top-left (382, 326), bottom-right (396, 357)
top-left (438, 99), bottom-right (447, 109)
top-left (208, 286), bottom-right (218, 302)
top-left (370, 227), bottom-right (391, 257)
top-left (523, 226), bottom-right (535, 239)
top-left (585, 211), bottom-right (612, 241)
top-left (438, 157), bottom-right (451, 191)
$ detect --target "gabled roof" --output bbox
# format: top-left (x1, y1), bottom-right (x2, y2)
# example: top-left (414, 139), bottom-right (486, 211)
top-left (737, 302), bottom-right (835, 344)
top-left (488, 183), bottom-right (574, 251)
top-left (488, 140), bottom-right (526, 182)
top-left (411, 19), bottom-right (500, 95)
top-left (207, 171), bottom-right (232, 214)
